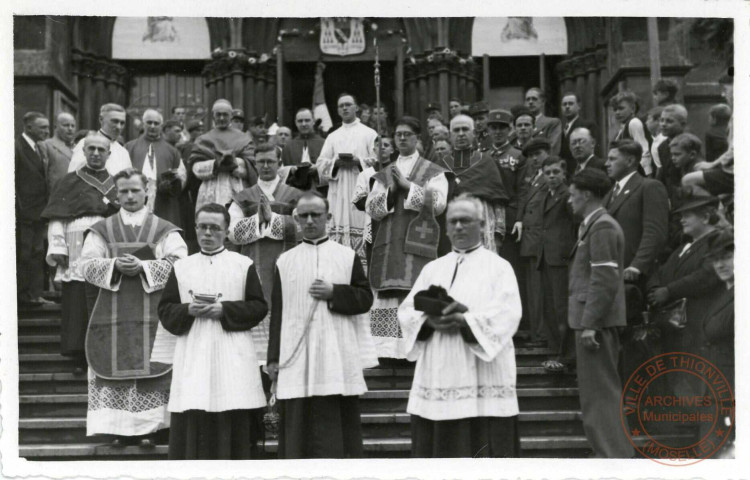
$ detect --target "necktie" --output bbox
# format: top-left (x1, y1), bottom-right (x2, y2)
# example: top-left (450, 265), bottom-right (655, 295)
top-left (34, 143), bottom-right (43, 161)
top-left (608, 183), bottom-right (620, 206)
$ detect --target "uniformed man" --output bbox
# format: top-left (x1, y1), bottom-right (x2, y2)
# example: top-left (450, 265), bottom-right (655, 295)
top-left (469, 102), bottom-right (491, 150)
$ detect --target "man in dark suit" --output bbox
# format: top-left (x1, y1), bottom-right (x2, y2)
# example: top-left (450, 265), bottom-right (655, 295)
top-left (567, 168), bottom-right (633, 458)
top-left (525, 87), bottom-right (562, 156)
top-left (16, 111), bottom-right (53, 307)
top-left (570, 127), bottom-right (607, 175)
top-left (538, 156), bottom-right (576, 370)
top-left (559, 93), bottom-right (597, 170)
top-left (39, 112), bottom-right (76, 192)
top-left (603, 140), bottom-right (669, 285)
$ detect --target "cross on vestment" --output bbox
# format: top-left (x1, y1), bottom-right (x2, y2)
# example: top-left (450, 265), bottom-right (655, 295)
top-left (415, 223), bottom-right (434, 240)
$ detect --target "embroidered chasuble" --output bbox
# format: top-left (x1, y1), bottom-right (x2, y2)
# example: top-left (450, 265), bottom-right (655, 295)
top-left (190, 127), bottom-right (257, 211)
top-left (316, 119), bottom-right (378, 261)
top-left (398, 247), bottom-right (522, 421)
top-left (228, 178), bottom-right (303, 362)
top-left (80, 209), bottom-right (187, 436)
top-left (125, 135), bottom-right (187, 227)
top-left (365, 154), bottom-right (448, 358)
top-left (437, 148), bottom-right (509, 251)
top-left (68, 131), bottom-right (133, 175)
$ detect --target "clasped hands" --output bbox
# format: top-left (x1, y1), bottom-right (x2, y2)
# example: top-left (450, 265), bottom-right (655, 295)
top-left (309, 278), bottom-right (334, 300)
top-left (425, 301), bottom-right (469, 332)
top-left (258, 195), bottom-right (273, 225)
top-left (115, 254), bottom-right (143, 277)
top-left (391, 167), bottom-right (411, 191)
top-left (188, 299), bottom-right (224, 319)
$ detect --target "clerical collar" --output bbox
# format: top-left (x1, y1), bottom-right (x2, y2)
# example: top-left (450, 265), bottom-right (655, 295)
top-left (200, 246), bottom-right (226, 256)
top-left (452, 243), bottom-right (482, 255)
top-left (258, 176), bottom-right (280, 197)
top-left (303, 236), bottom-right (329, 246)
top-left (120, 206), bottom-right (148, 227)
top-left (98, 129), bottom-right (115, 141)
top-left (397, 151), bottom-right (419, 163)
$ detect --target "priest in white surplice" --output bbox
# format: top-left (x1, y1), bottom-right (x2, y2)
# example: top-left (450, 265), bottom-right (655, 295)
top-left (398, 195), bottom-right (522, 457)
top-left (267, 191), bottom-right (376, 459)
top-left (158, 203), bottom-right (268, 460)
top-left (68, 103), bottom-right (132, 175)
top-left (316, 93), bottom-right (378, 263)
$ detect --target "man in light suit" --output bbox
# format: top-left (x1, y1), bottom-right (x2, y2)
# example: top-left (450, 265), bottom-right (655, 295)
top-left (16, 111), bottom-right (53, 307)
top-left (525, 87), bottom-right (562, 156)
top-left (39, 112), bottom-right (76, 191)
top-left (567, 168), bottom-right (633, 458)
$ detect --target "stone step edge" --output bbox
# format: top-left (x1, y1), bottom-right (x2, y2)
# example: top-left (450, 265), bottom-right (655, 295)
top-left (20, 410), bottom-right (584, 430)
top-left (20, 435), bottom-right (597, 457)
top-left (20, 388), bottom-right (579, 404)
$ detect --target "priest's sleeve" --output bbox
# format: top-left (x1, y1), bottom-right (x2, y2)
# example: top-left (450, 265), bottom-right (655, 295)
top-left (219, 264), bottom-right (268, 331)
top-left (80, 231), bottom-right (122, 291)
top-left (327, 255), bottom-right (374, 315)
top-left (158, 269), bottom-right (195, 335)
top-left (267, 267), bottom-right (283, 365)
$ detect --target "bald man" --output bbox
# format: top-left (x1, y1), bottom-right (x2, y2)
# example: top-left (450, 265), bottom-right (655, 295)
top-left (124, 109), bottom-right (187, 227)
top-left (39, 112), bottom-right (76, 191)
top-left (190, 99), bottom-right (257, 211)
top-left (42, 133), bottom-right (120, 373)
top-left (68, 103), bottom-right (132, 175)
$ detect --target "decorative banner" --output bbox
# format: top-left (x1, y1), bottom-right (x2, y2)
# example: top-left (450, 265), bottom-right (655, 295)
top-left (320, 18), bottom-right (366, 56)
top-left (112, 17), bottom-right (211, 60)
top-left (472, 17), bottom-right (568, 57)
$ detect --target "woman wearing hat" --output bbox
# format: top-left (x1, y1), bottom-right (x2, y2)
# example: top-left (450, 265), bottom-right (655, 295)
top-left (646, 193), bottom-right (726, 358)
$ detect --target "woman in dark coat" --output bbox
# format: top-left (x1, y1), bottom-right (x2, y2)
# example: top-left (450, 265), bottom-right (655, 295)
top-left (646, 195), bottom-right (725, 357)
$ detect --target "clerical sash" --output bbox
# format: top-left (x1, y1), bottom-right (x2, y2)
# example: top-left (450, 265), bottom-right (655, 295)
top-left (85, 213), bottom-right (178, 380)
top-left (369, 157), bottom-right (446, 292)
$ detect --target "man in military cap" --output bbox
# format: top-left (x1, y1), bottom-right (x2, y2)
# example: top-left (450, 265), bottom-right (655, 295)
top-left (469, 102), bottom-right (491, 150)
top-left (231, 109), bottom-right (246, 132)
top-left (425, 102), bottom-right (443, 122)
top-left (486, 109), bottom-right (529, 328)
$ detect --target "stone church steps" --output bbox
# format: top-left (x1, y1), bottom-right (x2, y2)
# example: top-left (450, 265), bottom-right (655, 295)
top-left (17, 303), bottom-right (596, 459)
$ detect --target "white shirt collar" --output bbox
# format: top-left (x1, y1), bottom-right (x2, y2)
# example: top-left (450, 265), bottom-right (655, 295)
top-left (582, 207), bottom-right (605, 227)
top-left (257, 176), bottom-right (280, 198)
top-left (566, 115), bottom-right (579, 127)
top-left (342, 118), bottom-right (361, 128)
top-left (396, 151), bottom-right (419, 173)
top-left (616, 170), bottom-right (638, 191)
top-left (22, 132), bottom-right (38, 150)
top-left (119, 206), bottom-right (149, 227)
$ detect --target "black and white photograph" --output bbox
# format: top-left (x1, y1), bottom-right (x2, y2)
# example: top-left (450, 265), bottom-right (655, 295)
top-left (2, 1), bottom-right (743, 478)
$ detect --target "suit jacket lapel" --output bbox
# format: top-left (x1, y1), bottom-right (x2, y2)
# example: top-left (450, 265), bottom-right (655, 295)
top-left (20, 138), bottom-right (46, 177)
top-left (608, 173), bottom-right (643, 215)
top-left (569, 208), bottom-right (606, 258)
top-left (544, 184), bottom-right (565, 212)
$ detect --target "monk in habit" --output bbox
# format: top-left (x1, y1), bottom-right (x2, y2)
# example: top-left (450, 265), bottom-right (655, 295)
top-left (158, 203), bottom-right (268, 459)
top-left (80, 168), bottom-right (187, 447)
top-left (267, 191), bottom-right (376, 458)
top-left (190, 99), bottom-right (257, 211)
top-left (124, 109), bottom-right (187, 227)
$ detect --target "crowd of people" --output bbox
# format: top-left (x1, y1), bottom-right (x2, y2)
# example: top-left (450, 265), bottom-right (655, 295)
top-left (14, 75), bottom-right (734, 459)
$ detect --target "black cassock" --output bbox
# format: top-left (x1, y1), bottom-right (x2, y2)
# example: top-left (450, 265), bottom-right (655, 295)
top-left (267, 249), bottom-right (373, 459)
top-left (158, 263), bottom-right (268, 460)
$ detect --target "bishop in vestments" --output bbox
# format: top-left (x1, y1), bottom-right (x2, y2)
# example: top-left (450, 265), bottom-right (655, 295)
top-left (267, 191), bottom-right (376, 459)
top-left (80, 169), bottom-right (187, 446)
top-left (366, 117), bottom-right (449, 359)
top-left (124, 109), bottom-right (187, 227)
top-left (399, 195), bottom-right (522, 457)
top-left (158, 203), bottom-right (268, 460)
top-left (228, 143), bottom-right (303, 363)
top-left (190, 99), bottom-right (257, 211)
top-left (41, 134), bottom-right (120, 372)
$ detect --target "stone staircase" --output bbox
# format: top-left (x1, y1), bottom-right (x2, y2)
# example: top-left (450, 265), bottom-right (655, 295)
top-left (18, 303), bottom-right (597, 460)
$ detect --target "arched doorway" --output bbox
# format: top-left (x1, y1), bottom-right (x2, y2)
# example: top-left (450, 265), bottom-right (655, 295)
top-left (111, 17), bottom-right (211, 138)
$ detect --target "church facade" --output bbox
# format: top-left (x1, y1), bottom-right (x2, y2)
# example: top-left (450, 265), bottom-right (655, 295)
top-left (14, 16), bottom-right (729, 147)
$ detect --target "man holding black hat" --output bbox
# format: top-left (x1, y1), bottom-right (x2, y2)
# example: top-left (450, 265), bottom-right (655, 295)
top-left (469, 101), bottom-right (491, 150)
